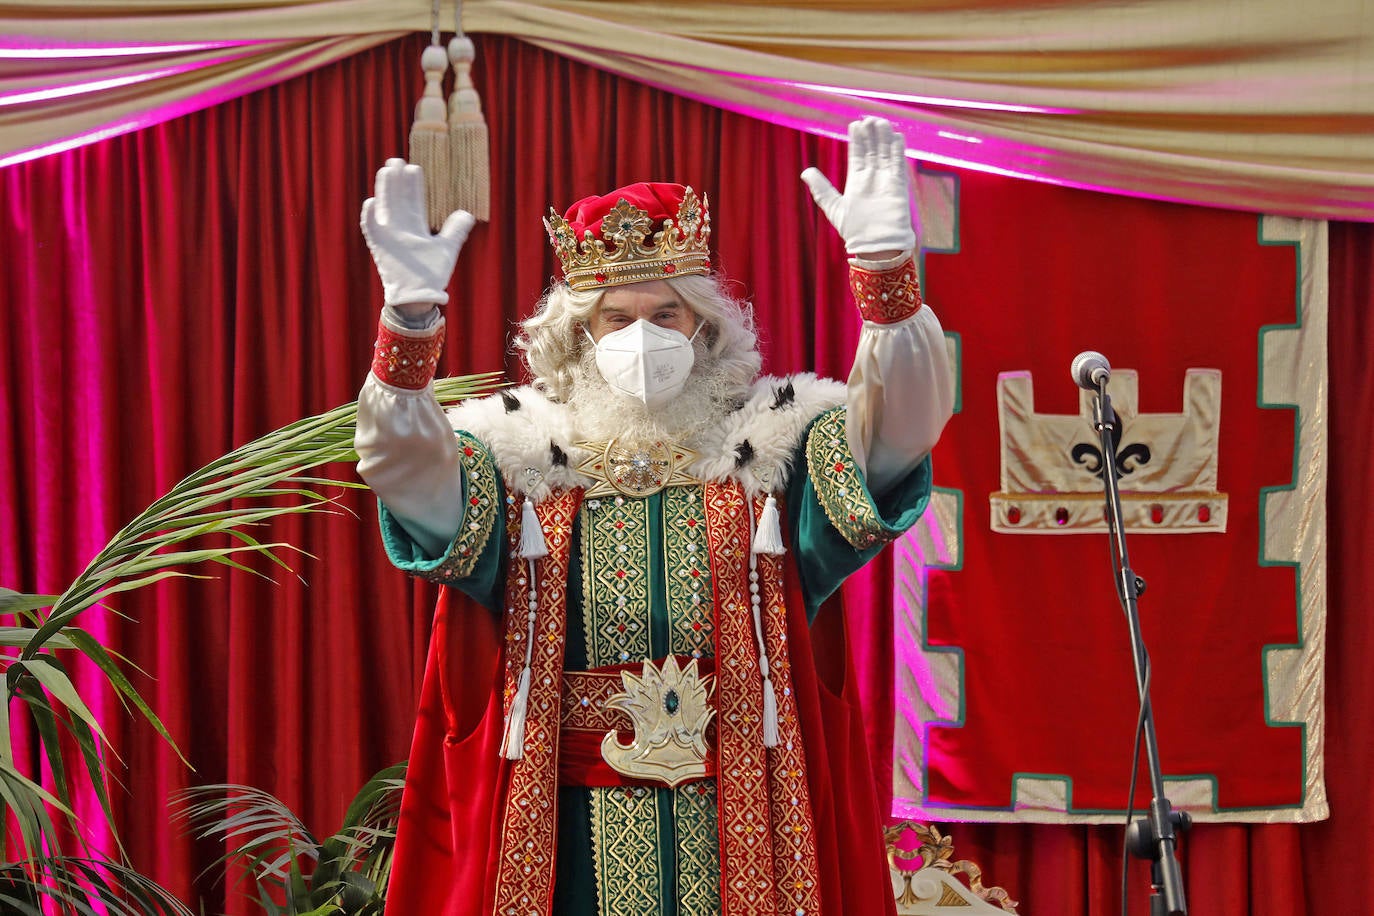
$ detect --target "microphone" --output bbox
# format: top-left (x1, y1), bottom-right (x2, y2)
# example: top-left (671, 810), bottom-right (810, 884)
top-left (1071, 350), bottom-right (1112, 390)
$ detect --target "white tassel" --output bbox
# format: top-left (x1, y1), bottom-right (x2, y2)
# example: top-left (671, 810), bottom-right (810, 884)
top-left (751, 494), bottom-right (785, 556)
top-left (500, 666), bottom-right (531, 760)
top-left (501, 555), bottom-right (540, 760)
top-left (747, 524), bottom-right (781, 748)
top-left (446, 34), bottom-right (490, 222)
top-left (761, 671), bottom-right (781, 748)
top-left (519, 496), bottom-right (548, 559)
top-left (408, 43), bottom-right (451, 231)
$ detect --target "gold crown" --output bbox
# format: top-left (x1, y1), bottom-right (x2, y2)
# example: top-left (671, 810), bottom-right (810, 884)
top-left (544, 188), bottom-right (711, 291)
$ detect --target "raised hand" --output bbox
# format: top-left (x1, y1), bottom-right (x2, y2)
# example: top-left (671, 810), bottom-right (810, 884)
top-left (801, 117), bottom-right (916, 258)
top-left (361, 158), bottom-right (475, 308)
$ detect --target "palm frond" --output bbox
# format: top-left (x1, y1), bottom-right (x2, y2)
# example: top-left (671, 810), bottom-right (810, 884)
top-left (1, 375), bottom-right (502, 908)
top-left (0, 856), bottom-right (195, 916)
top-left (174, 762), bottom-right (408, 914)
top-left (22, 372), bottom-right (501, 654)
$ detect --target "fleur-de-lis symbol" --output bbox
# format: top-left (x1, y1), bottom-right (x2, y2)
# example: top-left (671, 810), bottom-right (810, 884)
top-left (1071, 422), bottom-right (1152, 481)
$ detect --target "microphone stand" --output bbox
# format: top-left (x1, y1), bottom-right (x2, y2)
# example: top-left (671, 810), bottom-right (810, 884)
top-left (1090, 377), bottom-right (1189, 916)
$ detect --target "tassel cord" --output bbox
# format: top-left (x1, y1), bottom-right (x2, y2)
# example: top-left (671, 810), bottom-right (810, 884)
top-left (502, 555), bottom-right (540, 759)
top-left (748, 497), bottom-right (782, 748)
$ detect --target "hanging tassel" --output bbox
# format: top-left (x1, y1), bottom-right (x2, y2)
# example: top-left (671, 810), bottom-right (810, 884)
top-left (519, 496), bottom-right (548, 559)
top-left (748, 527), bottom-right (782, 748)
top-left (501, 557), bottom-right (541, 760)
top-left (446, 32), bottom-right (490, 221)
top-left (751, 493), bottom-right (785, 556)
top-left (409, 41), bottom-right (452, 231)
top-left (500, 666), bottom-right (531, 759)
top-left (758, 670), bottom-right (780, 747)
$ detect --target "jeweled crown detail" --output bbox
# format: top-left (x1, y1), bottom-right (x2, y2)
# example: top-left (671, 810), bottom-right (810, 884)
top-left (545, 189), bottom-right (711, 291)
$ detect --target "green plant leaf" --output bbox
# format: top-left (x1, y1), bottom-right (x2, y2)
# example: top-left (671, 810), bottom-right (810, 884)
top-left (63, 628), bottom-right (189, 768)
top-left (37, 571), bottom-right (208, 643)
top-left (66, 707), bottom-right (125, 859)
top-left (295, 905), bottom-right (341, 916)
top-left (287, 854), bottom-right (312, 914)
top-left (0, 627), bottom-right (76, 650)
top-left (10, 665), bottom-right (122, 858)
top-left (13, 682), bottom-right (74, 826)
top-left (0, 591), bottom-right (59, 615)
top-left (174, 762), bottom-right (409, 914)
top-left (0, 766), bottom-right (68, 862)
top-left (13, 656), bottom-right (109, 748)
top-left (1, 856), bottom-right (193, 916)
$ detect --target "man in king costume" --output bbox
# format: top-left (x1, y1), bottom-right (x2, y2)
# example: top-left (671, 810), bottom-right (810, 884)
top-left (355, 117), bottom-right (954, 916)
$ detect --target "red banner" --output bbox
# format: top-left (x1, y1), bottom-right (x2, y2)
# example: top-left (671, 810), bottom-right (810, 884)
top-left (892, 167), bottom-right (1327, 823)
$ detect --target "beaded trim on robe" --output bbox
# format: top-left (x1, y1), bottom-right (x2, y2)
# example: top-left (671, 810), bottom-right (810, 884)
top-left (805, 406), bottom-right (903, 550)
top-left (704, 481), bottom-right (775, 913)
top-left (492, 488), bottom-right (583, 916)
top-left (379, 431), bottom-right (499, 586)
top-left (702, 480), bottom-right (824, 915)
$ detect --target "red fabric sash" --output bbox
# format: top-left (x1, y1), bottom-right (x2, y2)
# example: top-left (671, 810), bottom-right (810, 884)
top-left (558, 657), bottom-right (719, 788)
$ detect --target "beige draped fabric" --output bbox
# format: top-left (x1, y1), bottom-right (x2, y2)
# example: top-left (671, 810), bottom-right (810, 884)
top-left (3, 0), bottom-right (1372, 217)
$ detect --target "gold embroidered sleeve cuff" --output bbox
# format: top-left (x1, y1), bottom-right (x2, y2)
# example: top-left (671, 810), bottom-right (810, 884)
top-left (379, 431), bottom-right (499, 585)
top-left (370, 317), bottom-right (444, 390)
top-left (805, 406), bottom-right (904, 550)
top-left (849, 255), bottom-right (922, 325)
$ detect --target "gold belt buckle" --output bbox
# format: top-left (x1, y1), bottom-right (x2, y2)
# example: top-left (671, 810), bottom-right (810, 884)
top-left (601, 656), bottom-right (715, 788)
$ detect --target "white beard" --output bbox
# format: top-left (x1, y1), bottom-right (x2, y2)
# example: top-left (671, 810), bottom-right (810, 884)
top-left (568, 347), bottom-right (748, 446)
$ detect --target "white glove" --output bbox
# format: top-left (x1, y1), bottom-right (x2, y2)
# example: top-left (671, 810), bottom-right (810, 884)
top-left (801, 117), bottom-right (916, 257)
top-left (361, 158), bottom-right (475, 309)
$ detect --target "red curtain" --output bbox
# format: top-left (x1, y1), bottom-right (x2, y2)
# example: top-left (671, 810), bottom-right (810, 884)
top-left (1, 33), bottom-right (1370, 915)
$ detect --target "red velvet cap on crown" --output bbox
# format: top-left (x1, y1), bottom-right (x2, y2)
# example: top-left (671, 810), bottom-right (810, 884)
top-left (544, 181), bottom-right (711, 291)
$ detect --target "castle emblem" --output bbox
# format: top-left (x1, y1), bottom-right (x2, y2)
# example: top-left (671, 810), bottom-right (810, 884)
top-left (989, 369), bottom-right (1228, 534)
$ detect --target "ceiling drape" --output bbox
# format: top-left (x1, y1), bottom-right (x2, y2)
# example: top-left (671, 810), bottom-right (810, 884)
top-left (3, 0), bottom-right (1373, 219)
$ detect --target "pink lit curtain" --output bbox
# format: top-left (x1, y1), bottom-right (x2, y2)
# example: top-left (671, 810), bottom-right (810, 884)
top-left (3, 1), bottom-right (1374, 219)
top-left (1, 33), bottom-right (1372, 916)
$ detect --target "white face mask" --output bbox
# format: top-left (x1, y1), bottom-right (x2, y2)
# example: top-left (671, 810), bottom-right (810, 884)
top-left (587, 319), bottom-right (701, 410)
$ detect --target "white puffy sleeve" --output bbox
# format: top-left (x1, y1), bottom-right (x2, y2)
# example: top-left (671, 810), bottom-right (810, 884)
top-left (844, 253), bottom-right (955, 496)
top-left (354, 307), bottom-right (465, 557)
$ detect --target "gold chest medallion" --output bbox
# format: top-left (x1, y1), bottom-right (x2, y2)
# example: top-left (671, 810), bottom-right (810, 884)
top-left (576, 438), bottom-right (699, 498)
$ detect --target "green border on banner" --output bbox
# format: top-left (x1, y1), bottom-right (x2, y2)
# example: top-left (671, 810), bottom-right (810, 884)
top-left (917, 161), bottom-right (965, 416)
top-left (913, 215), bottom-right (1317, 819)
top-left (914, 485), bottom-right (970, 800)
top-left (1251, 216), bottom-right (1311, 811)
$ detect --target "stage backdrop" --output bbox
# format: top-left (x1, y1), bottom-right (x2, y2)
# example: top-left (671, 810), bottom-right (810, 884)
top-left (1, 32), bottom-right (1371, 916)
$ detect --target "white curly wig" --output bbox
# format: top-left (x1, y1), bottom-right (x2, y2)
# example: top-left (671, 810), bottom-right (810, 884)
top-left (515, 274), bottom-right (763, 403)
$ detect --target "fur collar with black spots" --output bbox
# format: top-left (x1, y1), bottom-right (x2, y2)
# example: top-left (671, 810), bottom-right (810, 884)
top-left (446, 373), bottom-right (845, 501)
